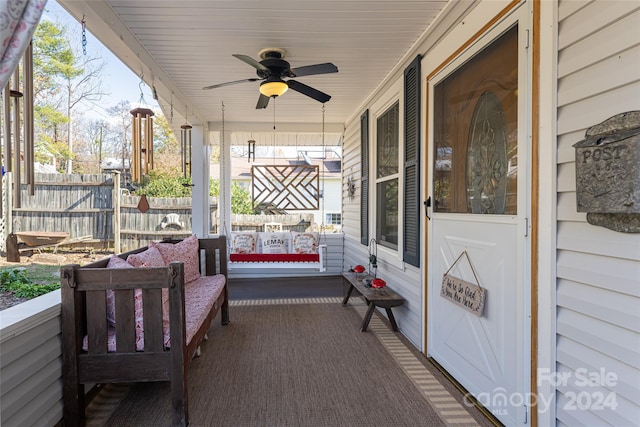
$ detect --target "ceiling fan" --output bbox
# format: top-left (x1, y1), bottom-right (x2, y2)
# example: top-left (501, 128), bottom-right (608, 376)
top-left (202, 48), bottom-right (338, 109)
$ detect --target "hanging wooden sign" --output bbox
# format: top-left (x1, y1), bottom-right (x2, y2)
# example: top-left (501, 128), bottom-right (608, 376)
top-left (440, 274), bottom-right (486, 316)
top-left (440, 250), bottom-right (486, 317)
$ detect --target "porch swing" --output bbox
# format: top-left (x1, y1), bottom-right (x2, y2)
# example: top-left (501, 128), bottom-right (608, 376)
top-left (227, 103), bottom-right (328, 272)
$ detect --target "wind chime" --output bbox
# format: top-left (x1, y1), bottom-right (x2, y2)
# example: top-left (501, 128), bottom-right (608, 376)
top-left (247, 139), bottom-right (256, 162)
top-left (129, 76), bottom-right (155, 184)
top-left (130, 76), bottom-right (154, 213)
top-left (180, 121), bottom-right (192, 178)
top-left (130, 105), bottom-right (154, 184)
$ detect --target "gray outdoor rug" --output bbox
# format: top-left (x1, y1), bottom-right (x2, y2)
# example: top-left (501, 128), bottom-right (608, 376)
top-left (89, 298), bottom-right (493, 427)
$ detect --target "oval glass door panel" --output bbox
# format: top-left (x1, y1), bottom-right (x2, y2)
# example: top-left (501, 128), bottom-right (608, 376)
top-left (466, 91), bottom-right (508, 214)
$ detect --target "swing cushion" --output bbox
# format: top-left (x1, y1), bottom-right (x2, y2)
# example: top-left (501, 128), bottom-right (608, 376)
top-left (257, 232), bottom-right (289, 254)
top-left (230, 232), bottom-right (257, 254)
top-left (291, 232), bottom-right (319, 254)
top-left (229, 253), bottom-right (320, 263)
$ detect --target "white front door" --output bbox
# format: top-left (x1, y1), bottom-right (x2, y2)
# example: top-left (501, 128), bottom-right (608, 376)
top-left (427, 19), bottom-right (530, 426)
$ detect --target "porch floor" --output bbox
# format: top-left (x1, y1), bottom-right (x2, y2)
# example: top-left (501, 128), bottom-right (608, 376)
top-left (83, 279), bottom-right (499, 427)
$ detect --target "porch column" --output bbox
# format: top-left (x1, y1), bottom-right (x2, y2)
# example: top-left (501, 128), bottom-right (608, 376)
top-left (191, 125), bottom-right (209, 237)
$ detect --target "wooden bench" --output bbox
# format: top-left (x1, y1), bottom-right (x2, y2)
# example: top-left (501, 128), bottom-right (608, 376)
top-left (60, 236), bottom-right (229, 427)
top-left (341, 272), bottom-right (405, 332)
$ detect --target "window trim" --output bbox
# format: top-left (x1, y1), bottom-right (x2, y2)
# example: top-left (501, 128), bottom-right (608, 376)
top-left (375, 101), bottom-right (400, 250)
top-left (325, 212), bottom-right (342, 225)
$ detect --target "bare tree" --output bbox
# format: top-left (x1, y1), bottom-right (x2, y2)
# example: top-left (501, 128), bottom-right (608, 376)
top-left (32, 20), bottom-right (108, 173)
top-left (108, 100), bottom-right (133, 186)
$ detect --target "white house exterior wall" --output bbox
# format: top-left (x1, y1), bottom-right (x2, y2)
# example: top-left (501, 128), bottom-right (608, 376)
top-left (341, 0), bottom-right (511, 350)
top-left (342, 0), bottom-right (640, 424)
top-left (555, 1), bottom-right (640, 426)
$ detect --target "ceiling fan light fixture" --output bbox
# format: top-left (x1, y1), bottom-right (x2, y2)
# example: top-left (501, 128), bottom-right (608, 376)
top-left (260, 80), bottom-right (288, 98)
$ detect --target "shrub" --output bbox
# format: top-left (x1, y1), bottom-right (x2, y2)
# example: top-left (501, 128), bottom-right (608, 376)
top-left (135, 172), bottom-right (253, 214)
top-left (0, 268), bottom-right (60, 299)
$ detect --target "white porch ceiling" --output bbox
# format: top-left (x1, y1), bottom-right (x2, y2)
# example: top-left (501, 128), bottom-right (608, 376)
top-left (57, 0), bottom-right (450, 132)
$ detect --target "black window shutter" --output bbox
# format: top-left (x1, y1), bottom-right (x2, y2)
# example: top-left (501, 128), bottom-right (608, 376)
top-left (403, 55), bottom-right (421, 267)
top-left (360, 110), bottom-right (369, 246)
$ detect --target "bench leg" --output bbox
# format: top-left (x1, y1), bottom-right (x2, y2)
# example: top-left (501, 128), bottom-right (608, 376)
top-left (63, 381), bottom-right (84, 427)
top-left (385, 308), bottom-right (399, 332)
top-left (221, 287), bottom-right (230, 325)
top-left (342, 283), bottom-right (355, 305)
top-left (171, 372), bottom-right (188, 426)
top-left (361, 303), bottom-right (376, 332)
top-left (221, 302), bottom-right (230, 325)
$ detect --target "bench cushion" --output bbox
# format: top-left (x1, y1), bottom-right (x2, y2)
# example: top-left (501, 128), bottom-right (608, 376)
top-left (105, 256), bottom-right (135, 326)
top-left (84, 274), bottom-right (226, 352)
top-left (150, 234), bottom-right (201, 283)
top-left (127, 246), bottom-right (165, 267)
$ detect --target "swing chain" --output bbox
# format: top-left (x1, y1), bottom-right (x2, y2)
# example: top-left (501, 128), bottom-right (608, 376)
top-left (320, 104), bottom-right (326, 238)
top-left (221, 101), bottom-right (230, 240)
top-left (81, 16), bottom-right (87, 56)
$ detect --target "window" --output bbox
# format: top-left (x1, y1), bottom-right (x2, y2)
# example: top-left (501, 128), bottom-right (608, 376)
top-left (433, 25), bottom-right (518, 215)
top-left (375, 102), bottom-right (400, 250)
top-left (325, 212), bottom-right (341, 225)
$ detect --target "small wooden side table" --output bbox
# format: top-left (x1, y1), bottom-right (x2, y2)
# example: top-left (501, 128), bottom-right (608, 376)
top-left (341, 272), bottom-right (405, 332)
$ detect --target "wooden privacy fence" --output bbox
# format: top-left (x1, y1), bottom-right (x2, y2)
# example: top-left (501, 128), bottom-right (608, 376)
top-left (119, 194), bottom-right (195, 250)
top-left (3, 173), bottom-right (318, 253)
top-left (226, 213), bottom-right (314, 232)
top-left (10, 173), bottom-right (113, 243)
top-left (3, 173), bottom-right (214, 252)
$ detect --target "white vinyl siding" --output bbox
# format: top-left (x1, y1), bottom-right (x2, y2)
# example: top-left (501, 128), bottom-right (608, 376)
top-left (0, 292), bottom-right (64, 426)
top-left (343, 97), bottom-right (422, 347)
top-left (555, 2), bottom-right (640, 426)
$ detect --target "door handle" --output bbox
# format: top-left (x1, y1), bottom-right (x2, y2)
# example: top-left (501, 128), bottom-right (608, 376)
top-left (424, 197), bottom-right (431, 220)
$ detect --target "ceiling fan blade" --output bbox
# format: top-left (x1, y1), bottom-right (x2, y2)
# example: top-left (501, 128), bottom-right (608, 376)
top-left (290, 63), bottom-right (338, 77)
top-left (233, 54), bottom-right (269, 71)
top-left (202, 78), bottom-right (261, 90)
top-left (256, 94), bottom-right (270, 109)
top-left (287, 80), bottom-right (331, 103)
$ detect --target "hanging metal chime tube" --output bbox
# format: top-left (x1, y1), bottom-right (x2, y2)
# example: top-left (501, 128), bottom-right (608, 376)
top-left (11, 68), bottom-right (22, 208)
top-left (2, 81), bottom-right (11, 218)
top-left (131, 111), bottom-right (140, 182)
top-left (181, 123), bottom-right (192, 178)
top-left (145, 113), bottom-right (153, 173)
top-left (24, 41), bottom-right (35, 195)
